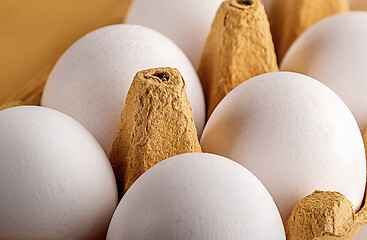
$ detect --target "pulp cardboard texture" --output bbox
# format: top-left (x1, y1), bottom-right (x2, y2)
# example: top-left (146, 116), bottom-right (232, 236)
top-left (108, 68), bottom-right (202, 195)
top-left (286, 191), bottom-right (367, 239)
top-left (198, 0), bottom-right (278, 117)
top-left (2, 1), bottom-right (367, 239)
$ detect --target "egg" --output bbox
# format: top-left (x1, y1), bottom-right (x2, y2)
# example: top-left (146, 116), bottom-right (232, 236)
top-left (0, 106), bottom-right (118, 240)
top-left (41, 24), bottom-right (205, 153)
top-left (281, 12), bottom-right (367, 132)
top-left (125, 0), bottom-right (224, 68)
top-left (107, 153), bottom-right (286, 240)
top-left (349, 0), bottom-right (367, 10)
top-left (200, 72), bottom-right (366, 222)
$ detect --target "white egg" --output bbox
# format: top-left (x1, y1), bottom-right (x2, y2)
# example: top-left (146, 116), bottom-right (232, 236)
top-left (107, 153), bottom-right (286, 240)
top-left (125, 0), bottom-right (224, 68)
top-left (355, 224), bottom-right (367, 239)
top-left (41, 24), bottom-right (205, 153)
top-left (0, 106), bottom-right (118, 240)
top-left (349, 0), bottom-right (367, 10)
top-left (281, 12), bottom-right (367, 132)
top-left (200, 72), bottom-right (366, 222)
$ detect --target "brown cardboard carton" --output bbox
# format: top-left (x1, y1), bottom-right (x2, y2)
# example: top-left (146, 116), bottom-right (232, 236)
top-left (108, 67), bottom-right (202, 196)
top-left (198, 0), bottom-right (278, 117)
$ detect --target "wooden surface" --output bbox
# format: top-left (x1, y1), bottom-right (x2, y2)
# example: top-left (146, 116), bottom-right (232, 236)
top-left (0, 0), bottom-right (132, 104)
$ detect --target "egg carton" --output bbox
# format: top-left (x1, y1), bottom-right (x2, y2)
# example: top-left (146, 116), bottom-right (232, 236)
top-left (2, 57), bottom-right (367, 240)
top-left (1, 0), bottom-right (367, 239)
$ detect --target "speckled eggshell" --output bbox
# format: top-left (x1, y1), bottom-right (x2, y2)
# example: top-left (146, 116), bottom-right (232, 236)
top-left (107, 153), bottom-right (286, 240)
top-left (349, 0), bottom-right (367, 10)
top-left (0, 106), bottom-right (118, 240)
top-left (41, 24), bottom-right (205, 153)
top-left (125, 0), bottom-right (225, 68)
top-left (200, 72), bottom-right (366, 222)
top-left (281, 12), bottom-right (367, 133)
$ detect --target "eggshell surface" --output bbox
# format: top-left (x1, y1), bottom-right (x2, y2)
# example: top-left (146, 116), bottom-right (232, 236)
top-left (200, 72), bottom-right (366, 222)
top-left (0, 106), bottom-right (118, 240)
top-left (125, 0), bottom-right (224, 68)
top-left (107, 153), bottom-right (286, 240)
top-left (281, 12), bottom-right (367, 132)
top-left (41, 24), bottom-right (205, 153)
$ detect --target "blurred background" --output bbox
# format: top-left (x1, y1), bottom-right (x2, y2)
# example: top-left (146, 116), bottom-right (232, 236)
top-left (0, 0), bottom-right (132, 103)
top-left (1, 0), bottom-right (365, 105)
